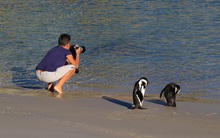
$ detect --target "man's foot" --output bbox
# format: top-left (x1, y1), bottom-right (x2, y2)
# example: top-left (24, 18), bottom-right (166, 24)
top-left (56, 93), bottom-right (63, 98)
top-left (54, 85), bottom-right (63, 94)
top-left (48, 91), bottom-right (63, 98)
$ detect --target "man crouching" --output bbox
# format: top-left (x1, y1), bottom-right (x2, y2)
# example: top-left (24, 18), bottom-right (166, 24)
top-left (36, 34), bottom-right (81, 94)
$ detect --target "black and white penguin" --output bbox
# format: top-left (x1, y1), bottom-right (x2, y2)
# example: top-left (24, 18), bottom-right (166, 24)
top-left (160, 83), bottom-right (181, 107)
top-left (132, 77), bottom-right (149, 110)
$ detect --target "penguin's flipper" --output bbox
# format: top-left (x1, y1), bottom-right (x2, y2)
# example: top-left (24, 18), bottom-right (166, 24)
top-left (160, 89), bottom-right (164, 98)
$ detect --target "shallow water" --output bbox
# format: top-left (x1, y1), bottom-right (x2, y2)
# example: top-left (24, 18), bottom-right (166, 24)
top-left (0, 0), bottom-right (220, 100)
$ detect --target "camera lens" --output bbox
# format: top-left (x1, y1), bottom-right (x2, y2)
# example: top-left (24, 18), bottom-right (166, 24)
top-left (79, 46), bottom-right (86, 53)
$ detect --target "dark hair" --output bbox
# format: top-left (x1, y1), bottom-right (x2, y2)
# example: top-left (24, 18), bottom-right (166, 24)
top-left (58, 34), bottom-right (71, 46)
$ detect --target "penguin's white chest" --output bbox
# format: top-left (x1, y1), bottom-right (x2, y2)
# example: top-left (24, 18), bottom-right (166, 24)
top-left (140, 86), bottom-right (145, 96)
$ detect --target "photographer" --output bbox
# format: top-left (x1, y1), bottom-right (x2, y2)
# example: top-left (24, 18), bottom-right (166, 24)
top-left (36, 34), bottom-right (81, 94)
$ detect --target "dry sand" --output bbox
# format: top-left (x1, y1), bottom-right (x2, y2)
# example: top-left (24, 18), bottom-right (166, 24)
top-left (0, 88), bottom-right (219, 138)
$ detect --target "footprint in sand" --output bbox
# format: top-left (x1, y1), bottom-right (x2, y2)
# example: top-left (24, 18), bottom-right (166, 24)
top-left (0, 107), bottom-right (31, 117)
top-left (106, 110), bottom-right (131, 120)
top-left (204, 112), bottom-right (218, 116)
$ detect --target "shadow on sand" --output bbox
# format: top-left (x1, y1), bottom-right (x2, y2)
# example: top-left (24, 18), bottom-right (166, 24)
top-left (102, 96), bottom-right (133, 109)
top-left (146, 99), bottom-right (166, 106)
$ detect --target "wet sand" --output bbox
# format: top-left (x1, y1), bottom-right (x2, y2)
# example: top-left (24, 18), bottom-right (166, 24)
top-left (0, 88), bottom-right (219, 138)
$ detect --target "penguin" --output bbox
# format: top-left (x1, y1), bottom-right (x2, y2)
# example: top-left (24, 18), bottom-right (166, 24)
top-left (160, 83), bottom-right (181, 107)
top-left (132, 77), bottom-right (149, 110)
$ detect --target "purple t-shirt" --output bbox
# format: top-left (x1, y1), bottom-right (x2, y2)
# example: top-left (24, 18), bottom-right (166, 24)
top-left (36, 46), bottom-right (71, 72)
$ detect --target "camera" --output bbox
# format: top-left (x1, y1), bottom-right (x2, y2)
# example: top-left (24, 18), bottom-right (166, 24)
top-left (69, 45), bottom-right (86, 59)
top-left (69, 45), bottom-right (86, 74)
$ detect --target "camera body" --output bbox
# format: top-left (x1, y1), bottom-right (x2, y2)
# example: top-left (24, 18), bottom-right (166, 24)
top-left (69, 45), bottom-right (86, 74)
top-left (69, 45), bottom-right (86, 60)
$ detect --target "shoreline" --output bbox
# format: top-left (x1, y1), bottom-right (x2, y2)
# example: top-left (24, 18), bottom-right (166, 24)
top-left (0, 87), bottom-right (219, 104)
top-left (0, 87), bottom-right (220, 138)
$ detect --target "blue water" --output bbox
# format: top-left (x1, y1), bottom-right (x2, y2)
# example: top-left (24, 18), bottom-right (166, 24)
top-left (0, 0), bottom-right (220, 100)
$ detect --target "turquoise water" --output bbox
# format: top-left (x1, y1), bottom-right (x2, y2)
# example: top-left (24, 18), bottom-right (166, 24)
top-left (0, 1), bottom-right (220, 100)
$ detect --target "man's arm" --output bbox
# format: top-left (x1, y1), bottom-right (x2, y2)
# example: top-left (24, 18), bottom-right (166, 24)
top-left (66, 48), bottom-right (81, 68)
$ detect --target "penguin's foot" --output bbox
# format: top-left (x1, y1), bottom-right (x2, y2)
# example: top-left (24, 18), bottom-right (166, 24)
top-left (138, 106), bottom-right (147, 110)
top-left (167, 102), bottom-right (176, 107)
top-left (131, 105), bottom-right (138, 110)
top-left (131, 105), bottom-right (147, 110)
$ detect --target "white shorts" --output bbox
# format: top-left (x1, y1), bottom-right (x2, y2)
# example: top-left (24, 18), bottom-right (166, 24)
top-left (36, 65), bottom-right (75, 83)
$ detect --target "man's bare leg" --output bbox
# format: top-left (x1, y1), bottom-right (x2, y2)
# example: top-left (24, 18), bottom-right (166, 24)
top-left (48, 83), bottom-right (54, 92)
top-left (54, 69), bottom-right (76, 93)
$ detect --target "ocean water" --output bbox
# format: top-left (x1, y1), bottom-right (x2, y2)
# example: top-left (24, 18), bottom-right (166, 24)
top-left (0, 0), bottom-right (220, 100)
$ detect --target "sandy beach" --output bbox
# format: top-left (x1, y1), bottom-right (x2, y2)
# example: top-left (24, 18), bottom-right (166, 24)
top-left (0, 88), bottom-right (219, 138)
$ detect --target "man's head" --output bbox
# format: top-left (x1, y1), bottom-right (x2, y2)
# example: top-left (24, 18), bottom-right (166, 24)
top-left (58, 34), bottom-right (71, 46)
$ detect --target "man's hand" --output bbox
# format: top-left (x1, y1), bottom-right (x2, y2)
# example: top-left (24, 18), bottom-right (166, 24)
top-left (75, 47), bottom-right (81, 55)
